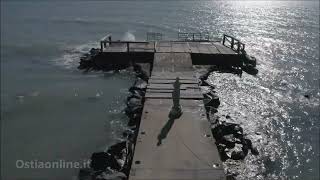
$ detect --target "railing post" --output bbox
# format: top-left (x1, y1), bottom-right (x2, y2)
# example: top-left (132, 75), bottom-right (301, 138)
top-left (222, 34), bottom-right (226, 45)
top-left (192, 33), bottom-right (195, 41)
top-left (108, 36), bottom-right (112, 45)
top-left (231, 38), bottom-right (234, 50)
top-left (127, 42), bottom-right (129, 53)
top-left (100, 41), bottom-right (103, 52)
top-left (237, 41), bottom-right (240, 53)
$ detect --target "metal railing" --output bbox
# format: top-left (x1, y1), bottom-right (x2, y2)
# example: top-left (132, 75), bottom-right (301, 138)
top-left (147, 32), bottom-right (163, 41)
top-left (177, 32), bottom-right (210, 42)
top-left (99, 33), bottom-right (246, 54)
top-left (222, 34), bottom-right (245, 54)
top-left (100, 39), bottom-right (156, 52)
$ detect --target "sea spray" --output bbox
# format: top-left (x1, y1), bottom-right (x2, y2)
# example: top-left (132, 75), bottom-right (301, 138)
top-left (121, 32), bottom-right (136, 41)
top-left (54, 42), bottom-right (99, 69)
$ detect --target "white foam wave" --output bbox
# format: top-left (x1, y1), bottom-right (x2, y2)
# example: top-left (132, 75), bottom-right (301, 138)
top-left (53, 42), bottom-right (99, 69)
top-left (121, 31), bottom-right (136, 41)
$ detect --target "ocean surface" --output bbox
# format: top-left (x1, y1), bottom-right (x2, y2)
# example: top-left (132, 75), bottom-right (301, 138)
top-left (1, 1), bottom-right (319, 179)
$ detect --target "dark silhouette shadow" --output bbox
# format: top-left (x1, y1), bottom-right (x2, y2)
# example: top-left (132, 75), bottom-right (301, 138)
top-left (157, 77), bottom-right (182, 146)
top-left (157, 117), bottom-right (177, 146)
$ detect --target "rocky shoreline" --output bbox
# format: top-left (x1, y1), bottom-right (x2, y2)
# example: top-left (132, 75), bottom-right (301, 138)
top-left (199, 66), bottom-right (259, 179)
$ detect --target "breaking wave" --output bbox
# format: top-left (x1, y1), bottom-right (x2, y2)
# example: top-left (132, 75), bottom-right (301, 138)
top-left (52, 42), bottom-right (99, 69)
top-left (121, 31), bottom-right (136, 41)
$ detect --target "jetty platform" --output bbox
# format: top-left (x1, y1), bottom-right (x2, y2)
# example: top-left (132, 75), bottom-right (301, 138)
top-left (97, 33), bottom-right (246, 67)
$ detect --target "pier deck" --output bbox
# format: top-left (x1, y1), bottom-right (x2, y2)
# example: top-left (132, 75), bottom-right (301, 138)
top-left (103, 41), bottom-right (236, 55)
top-left (129, 53), bottom-right (225, 180)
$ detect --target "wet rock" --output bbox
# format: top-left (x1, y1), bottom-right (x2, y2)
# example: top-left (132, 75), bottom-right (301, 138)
top-left (107, 142), bottom-right (126, 159)
top-left (78, 48), bottom-right (101, 70)
top-left (251, 147), bottom-right (259, 155)
top-left (125, 96), bottom-right (143, 117)
top-left (211, 122), bottom-right (243, 139)
top-left (133, 78), bottom-right (147, 90)
top-left (216, 143), bottom-right (229, 161)
top-left (228, 144), bottom-right (246, 160)
top-left (136, 71), bottom-right (149, 82)
top-left (243, 54), bottom-right (257, 67)
top-left (90, 152), bottom-right (121, 171)
top-left (128, 87), bottom-right (146, 97)
top-left (231, 151), bottom-right (246, 160)
top-left (127, 116), bottom-right (140, 126)
top-left (242, 65), bottom-right (258, 75)
top-left (226, 174), bottom-right (237, 180)
top-left (95, 171), bottom-right (127, 180)
top-left (78, 168), bottom-right (94, 180)
top-left (127, 96), bottom-right (142, 107)
top-left (209, 114), bottom-right (219, 124)
top-left (199, 80), bottom-right (211, 87)
top-left (79, 59), bottom-right (94, 70)
top-left (204, 92), bottom-right (220, 108)
top-left (199, 74), bottom-right (209, 82)
top-left (90, 48), bottom-right (100, 56)
top-left (125, 104), bottom-right (142, 117)
top-left (133, 64), bottom-right (149, 81)
top-left (221, 134), bottom-right (239, 149)
top-left (127, 94), bottom-right (143, 102)
top-left (241, 138), bottom-right (252, 156)
top-left (122, 129), bottom-right (134, 139)
top-left (210, 107), bottom-right (218, 114)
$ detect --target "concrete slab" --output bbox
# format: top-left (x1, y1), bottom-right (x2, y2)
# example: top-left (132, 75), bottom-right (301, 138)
top-left (152, 53), bottom-right (193, 73)
top-left (145, 92), bottom-right (203, 99)
top-left (148, 79), bottom-right (198, 84)
top-left (147, 84), bottom-right (199, 90)
top-left (129, 99), bottom-right (225, 180)
top-left (212, 42), bottom-right (236, 55)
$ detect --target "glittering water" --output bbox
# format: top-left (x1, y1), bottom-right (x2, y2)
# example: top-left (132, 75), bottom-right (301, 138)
top-left (1, 1), bottom-right (319, 179)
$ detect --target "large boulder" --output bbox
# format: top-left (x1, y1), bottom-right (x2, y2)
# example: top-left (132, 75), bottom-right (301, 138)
top-left (125, 95), bottom-right (143, 119)
top-left (204, 92), bottom-right (220, 108)
top-left (90, 152), bottom-right (121, 171)
top-left (133, 78), bottom-right (147, 90)
top-left (128, 87), bottom-right (145, 97)
top-left (95, 171), bottom-right (127, 180)
top-left (107, 142), bottom-right (127, 159)
top-left (211, 122), bottom-right (243, 139)
top-left (220, 134), bottom-right (240, 149)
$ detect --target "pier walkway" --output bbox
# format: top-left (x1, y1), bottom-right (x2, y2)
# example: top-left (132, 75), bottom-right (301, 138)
top-left (103, 41), bottom-right (236, 55)
top-left (129, 53), bottom-right (225, 180)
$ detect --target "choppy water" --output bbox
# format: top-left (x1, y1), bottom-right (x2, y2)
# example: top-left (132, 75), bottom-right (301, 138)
top-left (1, 1), bottom-right (319, 179)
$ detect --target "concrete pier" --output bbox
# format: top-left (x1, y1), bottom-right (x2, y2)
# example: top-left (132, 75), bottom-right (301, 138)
top-left (129, 53), bottom-right (225, 180)
top-left (79, 33), bottom-right (257, 179)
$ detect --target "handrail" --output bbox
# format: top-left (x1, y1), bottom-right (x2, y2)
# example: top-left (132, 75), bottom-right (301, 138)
top-left (147, 32), bottom-right (163, 41)
top-left (99, 33), bottom-right (245, 54)
top-left (222, 34), bottom-right (245, 54)
top-left (100, 39), bottom-right (155, 52)
top-left (178, 32), bottom-right (210, 42)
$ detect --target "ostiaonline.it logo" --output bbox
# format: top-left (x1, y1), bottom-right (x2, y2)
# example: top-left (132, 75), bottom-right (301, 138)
top-left (16, 159), bottom-right (90, 169)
